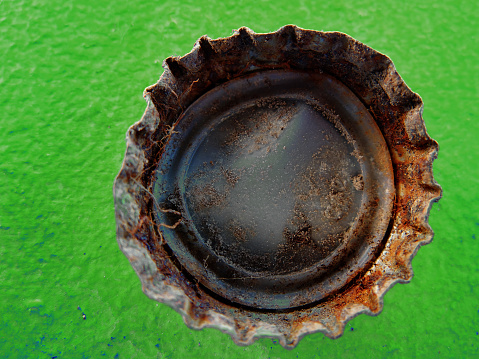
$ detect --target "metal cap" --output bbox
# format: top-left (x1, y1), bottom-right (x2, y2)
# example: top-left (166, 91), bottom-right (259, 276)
top-left (114, 25), bottom-right (441, 348)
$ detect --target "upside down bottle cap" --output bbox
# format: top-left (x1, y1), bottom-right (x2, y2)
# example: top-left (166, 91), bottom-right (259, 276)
top-left (114, 25), bottom-right (441, 348)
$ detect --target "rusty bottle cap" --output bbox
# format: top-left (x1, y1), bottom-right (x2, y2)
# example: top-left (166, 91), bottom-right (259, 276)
top-left (114, 26), bottom-right (441, 348)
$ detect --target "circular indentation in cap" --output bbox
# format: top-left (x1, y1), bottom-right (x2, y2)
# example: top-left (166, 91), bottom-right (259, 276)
top-left (186, 100), bottom-right (361, 274)
top-left (153, 70), bottom-right (394, 309)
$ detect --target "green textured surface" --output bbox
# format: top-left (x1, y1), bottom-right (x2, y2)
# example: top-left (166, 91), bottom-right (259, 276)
top-left (1, 0), bottom-right (478, 357)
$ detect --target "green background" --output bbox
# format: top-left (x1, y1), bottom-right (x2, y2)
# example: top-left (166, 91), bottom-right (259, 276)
top-left (1, 0), bottom-right (478, 357)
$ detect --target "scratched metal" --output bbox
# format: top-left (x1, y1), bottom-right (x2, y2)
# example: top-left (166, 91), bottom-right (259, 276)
top-left (113, 26), bottom-right (441, 348)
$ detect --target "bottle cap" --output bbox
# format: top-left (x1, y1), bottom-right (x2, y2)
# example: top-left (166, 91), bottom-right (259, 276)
top-left (114, 25), bottom-right (441, 348)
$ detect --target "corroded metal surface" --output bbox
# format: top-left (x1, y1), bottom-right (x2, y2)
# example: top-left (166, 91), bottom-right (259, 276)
top-left (151, 70), bottom-right (395, 310)
top-left (113, 25), bottom-right (442, 348)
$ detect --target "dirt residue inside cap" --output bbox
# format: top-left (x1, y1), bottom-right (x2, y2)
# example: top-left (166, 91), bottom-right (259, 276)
top-left (183, 99), bottom-right (364, 275)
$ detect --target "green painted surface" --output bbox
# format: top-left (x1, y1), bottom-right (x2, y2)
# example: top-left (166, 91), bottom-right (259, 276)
top-left (1, 0), bottom-right (478, 357)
